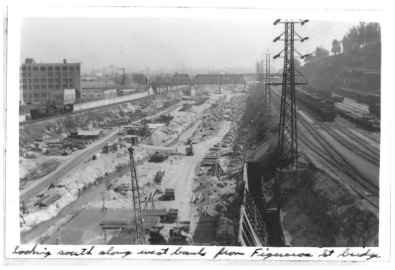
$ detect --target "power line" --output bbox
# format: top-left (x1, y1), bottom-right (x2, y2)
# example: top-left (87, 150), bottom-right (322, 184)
top-left (269, 19), bottom-right (309, 170)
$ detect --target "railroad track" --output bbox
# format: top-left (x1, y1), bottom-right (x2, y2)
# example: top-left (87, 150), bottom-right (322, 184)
top-left (336, 117), bottom-right (381, 144)
top-left (328, 121), bottom-right (380, 159)
top-left (297, 118), bottom-right (379, 196)
top-left (305, 116), bottom-right (380, 167)
top-left (271, 86), bottom-right (379, 208)
top-left (275, 86), bottom-right (380, 166)
top-left (297, 129), bottom-right (379, 209)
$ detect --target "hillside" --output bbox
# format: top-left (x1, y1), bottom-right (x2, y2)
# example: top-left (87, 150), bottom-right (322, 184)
top-left (300, 42), bottom-right (381, 92)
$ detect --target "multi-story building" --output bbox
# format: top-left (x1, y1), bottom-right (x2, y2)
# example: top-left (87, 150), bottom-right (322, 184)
top-left (19, 58), bottom-right (81, 104)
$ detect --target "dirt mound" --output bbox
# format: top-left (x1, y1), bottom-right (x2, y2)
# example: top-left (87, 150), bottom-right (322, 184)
top-left (281, 169), bottom-right (378, 247)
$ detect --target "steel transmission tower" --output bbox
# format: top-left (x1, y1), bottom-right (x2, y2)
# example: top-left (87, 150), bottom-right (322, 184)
top-left (128, 147), bottom-right (145, 244)
top-left (270, 19), bottom-right (309, 169)
top-left (264, 53), bottom-right (272, 113)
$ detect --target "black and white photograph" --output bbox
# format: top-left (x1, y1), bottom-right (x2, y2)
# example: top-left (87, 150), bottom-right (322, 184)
top-left (2, 1), bottom-right (393, 265)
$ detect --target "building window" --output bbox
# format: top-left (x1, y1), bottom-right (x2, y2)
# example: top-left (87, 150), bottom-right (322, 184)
top-left (29, 79), bottom-right (32, 83)
top-left (33, 67), bottom-right (38, 71)
top-left (28, 67), bottom-right (31, 71)
top-left (34, 85), bottom-right (39, 89)
top-left (22, 72), bottom-right (26, 77)
top-left (63, 79), bottom-right (68, 83)
top-left (40, 67), bottom-right (46, 71)
top-left (34, 93), bottom-right (39, 98)
top-left (41, 78), bottom-right (46, 83)
top-left (23, 79), bottom-right (27, 83)
top-left (48, 73), bottom-right (54, 77)
top-left (62, 66), bottom-right (68, 71)
top-left (34, 79), bottom-right (39, 83)
top-left (48, 66), bottom-right (53, 71)
top-left (55, 66), bottom-right (60, 71)
top-left (70, 66), bottom-right (75, 71)
top-left (48, 79), bottom-right (54, 83)
top-left (63, 84), bottom-right (68, 88)
top-left (41, 93), bottom-right (47, 97)
top-left (23, 94), bottom-right (27, 98)
top-left (70, 84), bottom-right (74, 88)
top-left (23, 86), bottom-right (27, 90)
top-left (76, 66), bottom-right (80, 71)
top-left (22, 67), bottom-right (26, 71)
top-left (42, 85), bottom-right (47, 89)
top-left (62, 72), bottom-right (68, 76)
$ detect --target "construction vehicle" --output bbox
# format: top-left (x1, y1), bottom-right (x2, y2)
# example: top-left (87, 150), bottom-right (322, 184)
top-left (163, 189), bottom-right (175, 201)
top-left (170, 221), bottom-right (192, 245)
top-left (185, 143), bottom-right (194, 156)
top-left (149, 152), bottom-right (169, 162)
top-left (154, 169), bottom-right (165, 184)
top-left (149, 225), bottom-right (168, 243)
top-left (165, 208), bottom-right (179, 222)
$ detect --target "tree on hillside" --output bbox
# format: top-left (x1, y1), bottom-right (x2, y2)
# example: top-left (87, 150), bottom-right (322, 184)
top-left (342, 22), bottom-right (381, 53)
top-left (314, 46), bottom-right (330, 59)
top-left (331, 39), bottom-right (342, 55)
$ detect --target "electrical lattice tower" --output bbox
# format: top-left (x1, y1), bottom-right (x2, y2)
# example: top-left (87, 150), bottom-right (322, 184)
top-left (128, 147), bottom-right (145, 244)
top-left (264, 53), bottom-right (272, 113)
top-left (271, 19), bottom-right (309, 169)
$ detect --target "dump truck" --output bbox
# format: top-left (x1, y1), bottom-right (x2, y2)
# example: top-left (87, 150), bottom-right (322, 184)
top-left (165, 208), bottom-right (179, 222)
top-left (185, 143), bottom-right (194, 156)
top-left (170, 221), bottom-right (192, 245)
top-left (154, 169), bottom-right (165, 184)
top-left (163, 188), bottom-right (175, 200)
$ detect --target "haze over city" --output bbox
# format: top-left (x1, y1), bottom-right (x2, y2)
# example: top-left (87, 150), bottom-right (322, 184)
top-left (20, 17), bottom-right (357, 73)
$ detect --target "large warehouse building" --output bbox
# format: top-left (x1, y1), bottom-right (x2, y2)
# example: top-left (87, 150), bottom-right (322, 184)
top-left (19, 58), bottom-right (81, 104)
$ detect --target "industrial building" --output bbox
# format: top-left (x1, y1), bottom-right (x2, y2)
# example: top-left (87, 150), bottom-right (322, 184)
top-left (19, 58), bottom-right (81, 104)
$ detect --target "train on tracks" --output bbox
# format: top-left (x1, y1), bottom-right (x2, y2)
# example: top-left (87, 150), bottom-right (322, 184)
top-left (296, 89), bottom-right (337, 121)
top-left (335, 108), bottom-right (380, 131)
top-left (29, 104), bottom-right (74, 120)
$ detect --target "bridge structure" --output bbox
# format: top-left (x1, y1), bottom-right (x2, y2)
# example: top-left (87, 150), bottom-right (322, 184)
top-left (169, 73), bottom-right (193, 95)
top-left (193, 74), bottom-right (247, 93)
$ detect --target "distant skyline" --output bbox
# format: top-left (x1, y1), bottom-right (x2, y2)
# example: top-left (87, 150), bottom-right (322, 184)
top-left (20, 16), bottom-right (358, 74)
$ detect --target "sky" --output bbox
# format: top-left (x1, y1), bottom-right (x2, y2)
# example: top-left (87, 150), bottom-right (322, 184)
top-left (20, 16), bottom-right (358, 74)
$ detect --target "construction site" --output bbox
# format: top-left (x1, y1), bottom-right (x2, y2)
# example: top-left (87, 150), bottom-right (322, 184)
top-left (18, 19), bottom-right (380, 248)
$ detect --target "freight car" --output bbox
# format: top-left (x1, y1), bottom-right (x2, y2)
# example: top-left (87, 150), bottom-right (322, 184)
top-left (296, 90), bottom-right (336, 122)
top-left (331, 94), bottom-right (344, 102)
top-left (30, 104), bottom-right (74, 120)
top-left (369, 103), bottom-right (380, 118)
top-left (335, 108), bottom-right (380, 131)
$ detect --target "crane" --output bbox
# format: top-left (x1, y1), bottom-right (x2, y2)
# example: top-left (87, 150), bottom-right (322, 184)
top-left (128, 147), bottom-right (145, 244)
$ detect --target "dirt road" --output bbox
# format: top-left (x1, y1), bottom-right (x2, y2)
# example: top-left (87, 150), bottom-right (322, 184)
top-left (157, 120), bottom-right (231, 221)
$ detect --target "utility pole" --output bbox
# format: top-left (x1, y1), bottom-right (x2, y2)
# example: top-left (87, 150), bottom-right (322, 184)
top-left (270, 19), bottom-right (309, 169)
top-left (117, 68), bottom-right (126, 85)
top-left (128, 147), bottom-right (145, 244)
top-left (264, 53), bottom-right (272, 113)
